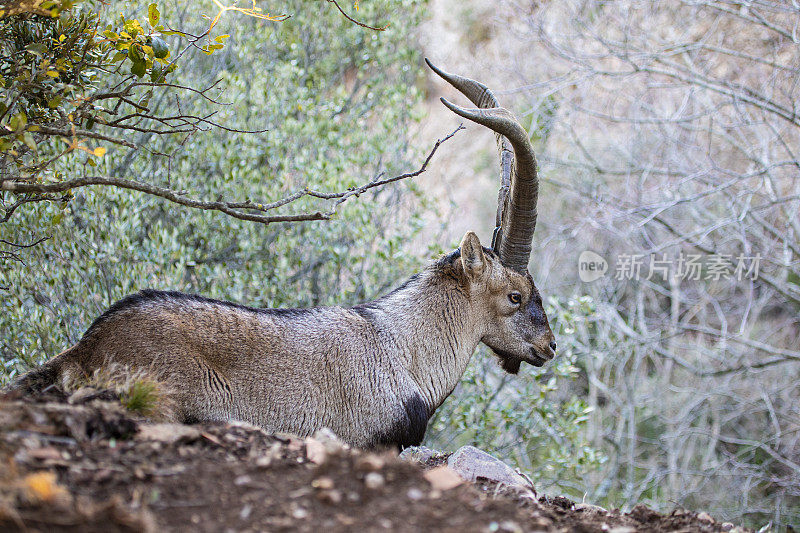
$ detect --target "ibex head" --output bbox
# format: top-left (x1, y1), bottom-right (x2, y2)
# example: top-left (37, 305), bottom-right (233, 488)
top-left (429, 59), bottom-right (556, 374)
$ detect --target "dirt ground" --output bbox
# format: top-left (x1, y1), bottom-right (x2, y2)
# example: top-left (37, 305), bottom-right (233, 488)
top-left (0, 389), bottom-right (750, 532)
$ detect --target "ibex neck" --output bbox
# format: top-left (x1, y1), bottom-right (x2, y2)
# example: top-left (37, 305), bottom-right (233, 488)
top-left (357, 270), bottom-right (483, 412)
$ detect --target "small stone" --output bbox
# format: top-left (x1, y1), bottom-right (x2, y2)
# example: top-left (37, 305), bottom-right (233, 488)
top-left (312, 428), bottom-right (347, 452)
top-left (288, 487), bottom-right (312, 499)
top-left (317, 489), bottom-right (342, 505)
top-left (575, 503), bottom-right (608, 514)
top-left (312, 476), bottom-right (335, 490)
top-left (423, 466), bottom-right (464, 491)
top-left (406, 487), bottom-right (424, 500)
top-left (234, 475), bottom-right (251, 486)
top-left (137, 423), bottom-right (200, 444)
top-left (292, 507), bottom-right (308, 519)
top-left (304, 438), bottom-right (327, 464)
top-left (696, 512), bottom-right (714, 523)
top-left (608, 528), bottom-right (636, 533)
top-left (354, 454), bottom-right (385, 472)
top-left (498, 520), bottom-right (523, 533)
top-left (27, 447), bottom-right (63, 462)
top-left (720, 522), bottom-right (734, 531)
top-left (364, 472), bottom-right (385, 489)
top-left (239, 504), bottom-right (252, 520)
top-left (379, 518), bottom-right (393, 529)
top-left (429, 489), bottom-right (442, 499)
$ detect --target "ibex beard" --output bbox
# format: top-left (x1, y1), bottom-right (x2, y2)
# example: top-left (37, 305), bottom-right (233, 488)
top-left (7, 61), bottom-right (557, 450)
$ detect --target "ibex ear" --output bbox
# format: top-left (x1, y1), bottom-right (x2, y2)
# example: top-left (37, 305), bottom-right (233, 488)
top-left (460, 231), bottom-right (486, 281)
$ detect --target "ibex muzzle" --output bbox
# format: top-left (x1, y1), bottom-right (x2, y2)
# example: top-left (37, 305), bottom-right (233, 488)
top-left (9, 60), bottom-right (556, 448)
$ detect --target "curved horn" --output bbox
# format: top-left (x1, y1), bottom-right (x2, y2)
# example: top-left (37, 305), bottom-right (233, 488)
top-left (426, 59), bottom-right (538, 273)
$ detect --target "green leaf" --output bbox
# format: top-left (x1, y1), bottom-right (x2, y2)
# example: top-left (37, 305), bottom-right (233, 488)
top-left (128, 44), bottom-right (143, 62)
top-left (22, 133), bottom-right (37, 150)
top-left (130, 59), bottom-right (146, 78)
top-left (26, 43), bottom-right (48, 57)
top-left (150, 36), bottom-right (169, 59)
top-left (103, 30), bottom-right (119, 41)
top-left (148, 4), bottom-right (160, 27)
top-left (150, 61), bottom-right (163, 82)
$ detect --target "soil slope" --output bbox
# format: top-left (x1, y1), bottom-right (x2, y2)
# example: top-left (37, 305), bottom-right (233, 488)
top-left (0, 390), bottom-right (749, 532)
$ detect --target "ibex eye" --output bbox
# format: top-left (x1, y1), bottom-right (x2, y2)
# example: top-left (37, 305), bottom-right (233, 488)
top-left (508, 293), bottom-right (522, 305)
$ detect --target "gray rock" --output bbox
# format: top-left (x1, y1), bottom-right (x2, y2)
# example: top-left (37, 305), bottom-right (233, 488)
top-left (574, 502), bottom-right (608, 514)
top-left (137, 423), bottom-right (200, 444)
top-left (446, 445), bottom-right (531, 489)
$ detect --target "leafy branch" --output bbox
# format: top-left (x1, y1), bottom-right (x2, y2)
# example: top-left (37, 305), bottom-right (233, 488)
top-left (2, 125), bottom-right (463, 224)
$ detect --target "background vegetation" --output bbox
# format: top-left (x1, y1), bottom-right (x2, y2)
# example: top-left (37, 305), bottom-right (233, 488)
top-left (3, 0), bottom-right (797, 529)
top-left (423, 0), bottom-right (799, 528)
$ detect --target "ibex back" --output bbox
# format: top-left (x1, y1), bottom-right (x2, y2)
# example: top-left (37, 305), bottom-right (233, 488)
top-left (10, 60), bottom-right (557, 449)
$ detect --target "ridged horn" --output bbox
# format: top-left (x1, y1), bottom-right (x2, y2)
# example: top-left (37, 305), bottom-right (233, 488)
top-left (425, 58), bottom-right (538, 274)
top-left (425, 59), bottom-right (513, 251)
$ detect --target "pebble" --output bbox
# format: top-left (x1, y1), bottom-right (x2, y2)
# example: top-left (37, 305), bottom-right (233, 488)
top-left (720, 522), bottom-right (734, 531)
top-left (233, 475), bottom-right (251, 486)
top-left (575, 503), bottom-right (608, 514)
top-left (406, 487), bottom-right (424, 501)
top-left (498, 520), bottom-right (523, 533)
top-left (292, 507), bottom-right (308, 519)
top-left (364, 472), bottom-right (385, 489)
top-left (355, 454), bottom-right (385, 472)
top-left (317, 489), bottom-right (342, 505)
top-left (304, 438), bottom-right (327, 465)
top-left (311, 476), bottom-right (335, 490)
top-left (696, 511), bottom-right (714, 523)
top-left (423, 466), bottom-right (464, 491)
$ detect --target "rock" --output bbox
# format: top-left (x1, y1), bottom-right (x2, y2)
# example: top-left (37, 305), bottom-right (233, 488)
top-left (696, 511), bottom-right (714, 523)
top-left (312, 427), bottom-right (347, 451)
top-left (354, 453), bottom-right (384, 472)
top-left (575, 503), bottom-right (608, 514)
top-left (304, 437), bottom-right (327, 464)
top-left (423, 466), bottom-right (464, 491)
top-left (498, 520), bottom-right (524, 533)
top-left (317, 489), bottom-right (342, 505)
top-left (609, 527), bottom-right (636, 533)
top-left (447, 446), bottom-right (531, 489)
top-left (137, 423), bottom-right (200, 444)
top-left (406, 487), bottom-right (424, 500)
top-left (398, 445), bottom-right (439, 464)
top-left (364, 472), bottom-right (385, 489)
top-left (312, 476), bottom-right (335, 490)
top-left (720, 522), bottom-right (735, 531)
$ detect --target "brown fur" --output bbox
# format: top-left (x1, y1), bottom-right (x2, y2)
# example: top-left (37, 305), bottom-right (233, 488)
top-left (10, 232), bottom-right (555, 449)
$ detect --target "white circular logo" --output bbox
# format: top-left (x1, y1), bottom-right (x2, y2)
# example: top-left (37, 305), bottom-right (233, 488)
top-left (578, 251), bottom-right (608, 282)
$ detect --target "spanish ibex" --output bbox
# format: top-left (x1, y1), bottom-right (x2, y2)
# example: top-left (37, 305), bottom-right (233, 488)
top-left (10, 60), bottom-right (556, 449)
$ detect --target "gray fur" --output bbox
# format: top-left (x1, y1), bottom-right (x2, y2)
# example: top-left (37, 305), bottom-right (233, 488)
top-left (10, 232), bottom-right (555, 449)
